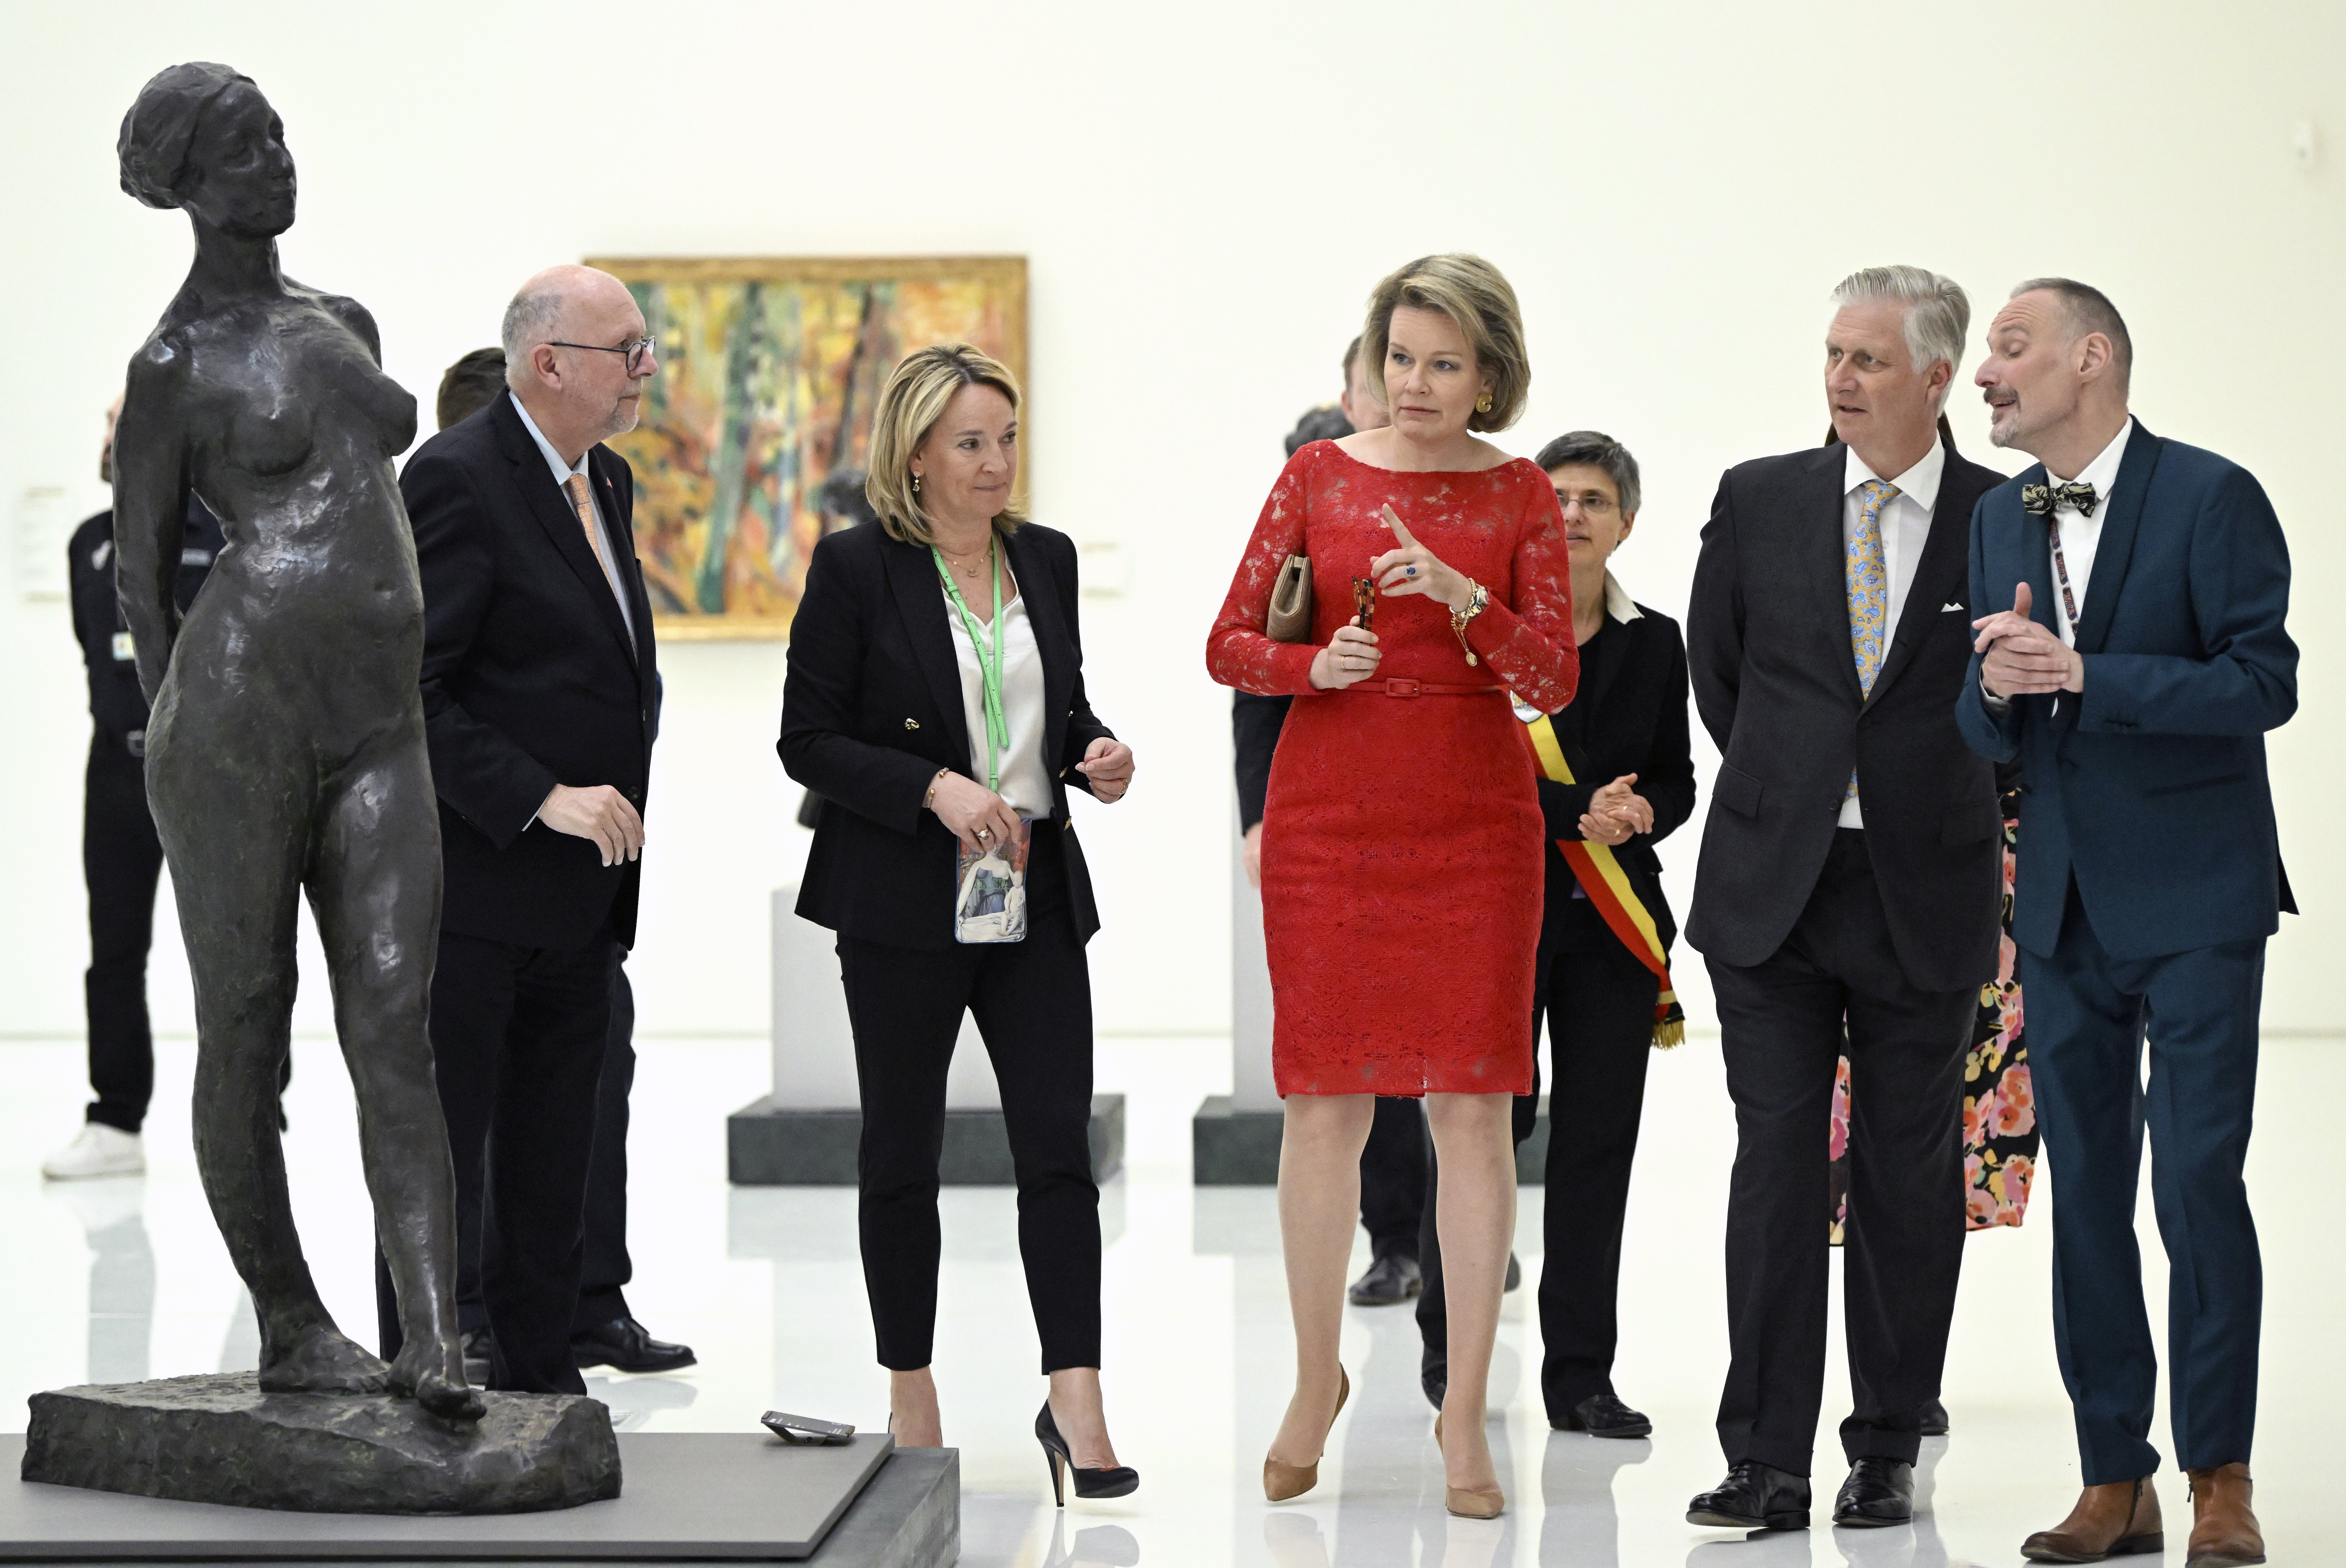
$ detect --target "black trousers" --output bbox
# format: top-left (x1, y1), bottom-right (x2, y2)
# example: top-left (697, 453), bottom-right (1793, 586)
top-left (1706, 829), bottom-right (1972, 1474)
top-left (835, 836), bottom-right (1100, 1373)
top-left (444, 964), bottom-right (636, 1337)
top-left (82, 742), bottom-right (163, 1134)
top-left (2028, 881), bottom-right (2264, 1482)
top-left (1416, 914), bottom-right (1657, 1417)
top-left (376, 922), bottom-right (616, 1395)
top-left (1359, 1096), bottom-right (1428, 1260)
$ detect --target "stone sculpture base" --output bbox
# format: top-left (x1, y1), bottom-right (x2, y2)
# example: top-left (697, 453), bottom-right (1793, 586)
top-left (730, 1093), bottom-right (1125, 1184)
top-left (21, 1373), bottom-right (619, 1515)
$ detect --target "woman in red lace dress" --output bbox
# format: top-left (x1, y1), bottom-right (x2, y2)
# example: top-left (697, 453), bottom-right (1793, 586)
top-left (1206, 255), bottom-right (1577, 1518)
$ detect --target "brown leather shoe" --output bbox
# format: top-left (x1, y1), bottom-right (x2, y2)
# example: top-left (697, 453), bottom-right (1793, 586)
top-left (2185, 1463), bottom-right (2265, 1567)
top-left (2021, 1477), bottom-right (2163, 1562)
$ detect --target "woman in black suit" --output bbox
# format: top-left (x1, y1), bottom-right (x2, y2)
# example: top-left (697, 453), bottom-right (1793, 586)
top-left (778, 345), bottom-right (1137, 1503)
top-left (1413, 430), bottom-right (1697, 1433)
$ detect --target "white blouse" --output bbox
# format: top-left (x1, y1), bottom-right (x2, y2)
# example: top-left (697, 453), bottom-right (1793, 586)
top-left (944, 579), bottom-right (1053, 819)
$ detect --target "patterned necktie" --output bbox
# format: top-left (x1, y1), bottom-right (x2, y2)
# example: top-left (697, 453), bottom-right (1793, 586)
top-left (1845, 478), bottom-right (1898, 799)
top-left (2021, 480), bottom-right (2099, 518)
top-left (562, 473), bottom-right (626, 609)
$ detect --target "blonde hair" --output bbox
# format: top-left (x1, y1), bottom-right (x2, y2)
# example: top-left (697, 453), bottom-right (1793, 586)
top-left (1359, 254), bottom-right (1530, 433)
top-left (865, 344), bottom-right (1027, 545)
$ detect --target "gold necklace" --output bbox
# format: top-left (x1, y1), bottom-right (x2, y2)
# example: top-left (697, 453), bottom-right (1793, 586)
top-left (939, 539), bottom-right (990, 581)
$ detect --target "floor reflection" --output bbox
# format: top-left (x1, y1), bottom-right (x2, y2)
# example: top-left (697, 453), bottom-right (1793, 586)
top-left (586, 1372), bottom-right (699, 1431)
top-left (1537, 1425), bottom-right (1649, 1566)
top-left (46, 1176), bottom-right (153, 1386)
top-left (1043, 1513), bottom-right (1142, 1566)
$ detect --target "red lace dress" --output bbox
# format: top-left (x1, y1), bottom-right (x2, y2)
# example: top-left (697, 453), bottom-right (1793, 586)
top-left (1207, 441), bottom-right (1579, 1096)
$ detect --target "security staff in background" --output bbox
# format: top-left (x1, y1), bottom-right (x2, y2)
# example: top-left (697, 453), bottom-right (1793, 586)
top-left (43, 398), bottom-right (229, 1180)
top-left (421, 346), bottom-right (694, 1379)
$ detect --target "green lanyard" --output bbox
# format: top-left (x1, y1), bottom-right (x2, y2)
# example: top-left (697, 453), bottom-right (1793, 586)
top-left (932, 539), bottom-right (1008, 794)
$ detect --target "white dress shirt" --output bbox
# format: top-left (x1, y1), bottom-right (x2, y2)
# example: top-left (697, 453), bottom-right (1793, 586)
top-left (945, 572), bottom-right (1053, 819)
top-left (1840, 438), bottom-right (1945, 828)
top-left (510, 392), bottom-right (636, 643)
top-left (2043, 418), bottom-right (2134, 647)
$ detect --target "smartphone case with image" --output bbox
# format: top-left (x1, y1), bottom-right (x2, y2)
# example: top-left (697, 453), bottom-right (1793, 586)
top-left (954, 817), bottom-right (1031, 944)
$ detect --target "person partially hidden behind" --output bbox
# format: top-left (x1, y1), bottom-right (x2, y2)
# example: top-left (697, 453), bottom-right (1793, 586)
top-left (43, 397), bottom-right (227, 1181)
top-left (1960, 279), bottom-right (2294, 1568)
top-left (1685, 266), bottom-right (2007, 1534)
top-left (379, 266), bottom-right (662, 1395)
top-left (421, 346), bottom-right (693, 1381)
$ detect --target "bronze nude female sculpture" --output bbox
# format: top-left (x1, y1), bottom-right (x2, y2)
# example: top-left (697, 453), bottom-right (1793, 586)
top-left (111, 62), bottom-right (479, 1423)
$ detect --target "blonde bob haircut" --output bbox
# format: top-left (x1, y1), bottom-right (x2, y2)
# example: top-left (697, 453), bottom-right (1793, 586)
top-left (865, 344), bottom-right (1027, 546)
top-left (1359, 253), bottom-right (1530, 434)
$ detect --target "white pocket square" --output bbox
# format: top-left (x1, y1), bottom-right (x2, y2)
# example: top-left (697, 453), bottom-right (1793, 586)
top-left (1941, 602), bottom-right (1964, 612)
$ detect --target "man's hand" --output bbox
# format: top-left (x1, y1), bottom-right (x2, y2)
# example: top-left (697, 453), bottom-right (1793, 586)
top-left (1075, 737), bottom-right (1135, 802)
top-left (539, 784), bottom-right (645, 867)
top-left (1973, 583), bottom-right (2083, 698)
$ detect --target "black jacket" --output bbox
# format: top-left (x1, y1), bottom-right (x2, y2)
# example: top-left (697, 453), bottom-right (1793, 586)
top-left (1535, 597), bottom-right (1695, 955)
top-left (71, 498), bottom-right (224, 749)
top-left (1686, 434), bottom-right (2005, 991)
top-left (779, 520), bottom-right (1115, 949)
top-left (403, 394), bottom-right (659, 951)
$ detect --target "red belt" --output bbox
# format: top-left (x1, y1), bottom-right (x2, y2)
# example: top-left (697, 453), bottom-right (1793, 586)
top-left (1334, 678), bottom-right (1507, 698)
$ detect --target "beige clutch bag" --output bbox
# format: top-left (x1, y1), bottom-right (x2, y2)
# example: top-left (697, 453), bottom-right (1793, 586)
top-left (1266, 556), bottom-right (1312, 642)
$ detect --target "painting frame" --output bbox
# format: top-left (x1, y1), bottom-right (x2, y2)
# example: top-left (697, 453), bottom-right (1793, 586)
top-left (585, 254), bottom-right (1030, 641)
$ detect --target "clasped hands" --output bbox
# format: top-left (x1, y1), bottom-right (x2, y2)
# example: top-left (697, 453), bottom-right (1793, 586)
top-left (1309, 506), bottom-right (1476, 691)
top-left (1581, 774), bottom-right (1652, 846)
top-left (1972, 582), bottom-right (2082, 699)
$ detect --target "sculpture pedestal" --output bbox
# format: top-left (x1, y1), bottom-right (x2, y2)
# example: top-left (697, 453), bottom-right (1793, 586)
top-left (21, 1373), bottom-right (619, 1515)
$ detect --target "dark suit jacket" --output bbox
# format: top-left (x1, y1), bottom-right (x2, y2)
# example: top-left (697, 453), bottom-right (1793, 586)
top-left (1537, 600), bottom-right (1696, 955)
top-left (1955, 421), bottom-right (2296, 960)
top-left (1687, 434), bottom-right (2005, 991)
top-left (403, 394), bottom-right (658, 951)
top-left (779, 520), bottom-right (1116, 949)
top-left (72, 497), bottom-right (224, 745)
top-left (1232, 692), bottom-right (1291, 833)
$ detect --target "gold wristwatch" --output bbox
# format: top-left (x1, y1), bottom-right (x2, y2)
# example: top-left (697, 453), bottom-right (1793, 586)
top-left (1451, 581), bottom-right (1491, 666)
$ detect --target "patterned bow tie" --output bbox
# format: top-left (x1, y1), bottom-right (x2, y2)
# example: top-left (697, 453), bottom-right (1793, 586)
top-left (2021, 480), bottom-right (2099, 518)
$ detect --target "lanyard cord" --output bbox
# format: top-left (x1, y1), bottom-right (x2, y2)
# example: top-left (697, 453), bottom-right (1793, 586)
top-left (932, 539), bottom-right (1008, 794)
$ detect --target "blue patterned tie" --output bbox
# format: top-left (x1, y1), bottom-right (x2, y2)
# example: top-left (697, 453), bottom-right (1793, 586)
top-left (1845, 479), bottom-right (1898, 798)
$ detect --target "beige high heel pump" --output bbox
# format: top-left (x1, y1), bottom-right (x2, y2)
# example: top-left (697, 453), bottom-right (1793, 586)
top-left (1433, 1410), bottom-right (1506, 1519)
top-left (1262, 1367), bottom-right (1350, 1502)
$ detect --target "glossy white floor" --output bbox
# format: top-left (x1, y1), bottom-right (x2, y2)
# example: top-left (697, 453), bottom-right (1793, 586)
top-left (4, 1029), bottom-right (2338, 1568)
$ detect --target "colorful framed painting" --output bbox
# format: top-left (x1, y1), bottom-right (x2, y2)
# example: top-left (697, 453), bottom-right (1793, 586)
top-left (586, 255), bottom-right (1028, 640)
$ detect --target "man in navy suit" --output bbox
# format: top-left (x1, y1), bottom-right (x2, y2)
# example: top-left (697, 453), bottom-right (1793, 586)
top-left (1958, 279), bottom-right (2294, 1568)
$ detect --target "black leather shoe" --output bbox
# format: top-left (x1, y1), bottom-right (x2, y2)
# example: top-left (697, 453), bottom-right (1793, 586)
top-left (1504, 1251), bottom-right (1523, 1292)
top-left (1834, 1457), bottom-right (1915, 1527)
top-left (1920, 1398), bottom-right (1950, 1436)
top-left (1421, 1363), bottom-right (1447, 1412)
top-left (1689, 1461), bottom-right (1811, 1531)
top-left (1553, 1392), bottom-right (1652, 1438)
top-left (460, 1327), bottom-right (494, 1384)
top-left (1347, 1253), bottom-right (1423, 1307)
top-left (572, 1315), bottom-right (697, 1373)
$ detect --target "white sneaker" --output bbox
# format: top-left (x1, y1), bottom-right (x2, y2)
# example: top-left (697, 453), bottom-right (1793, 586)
top-left (41, 1123), bottom-right (145, 1180)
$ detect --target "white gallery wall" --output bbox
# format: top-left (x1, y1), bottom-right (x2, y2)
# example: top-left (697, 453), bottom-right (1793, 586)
top-left (1, 0), bottom-right (2339, 1048)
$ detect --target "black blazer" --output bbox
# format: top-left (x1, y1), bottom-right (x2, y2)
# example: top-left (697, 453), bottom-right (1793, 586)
top-left (1536, 598), bottom-right (1696, 955)
top-left (1686, 434), bottom-right (2005, 991)
top-left (779, 520), bottom-right (1115, 950)
top-left (72, 497), bottom-right (224, 746)
top-left (403, 394), bottom-right (659, 951)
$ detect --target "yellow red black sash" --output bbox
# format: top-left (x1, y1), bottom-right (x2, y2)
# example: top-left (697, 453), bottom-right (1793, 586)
top-left (1517, 711), bottom-right (1685, 1048)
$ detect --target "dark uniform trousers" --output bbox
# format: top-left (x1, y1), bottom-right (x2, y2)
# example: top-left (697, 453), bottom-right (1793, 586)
top-left (82, 738), bottom-right (164, 1134)
top-left (1415, 899), bottom-right (1659, 1418)
top-left (1706, 829), bottom-right (1973, 1475)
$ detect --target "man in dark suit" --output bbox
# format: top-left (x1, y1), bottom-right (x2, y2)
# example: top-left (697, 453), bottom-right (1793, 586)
top-left (43, 398), bottom-right (227, 1181)
top-left (380, 265), bottom-right (661, 1396)
top-left (1685, 267), bottom-right (2007, 1533)
top-left (1959, 280), bottom-right (2293, 1568)
top-left (422, 348), bottom-right (693, 1383)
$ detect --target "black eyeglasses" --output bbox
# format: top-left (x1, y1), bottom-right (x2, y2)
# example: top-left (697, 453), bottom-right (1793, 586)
top-left (546, 336), bottom-right (657, 375)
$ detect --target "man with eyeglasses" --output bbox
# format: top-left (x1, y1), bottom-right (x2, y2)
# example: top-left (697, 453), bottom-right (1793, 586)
top-left (379, 264), bottom-right (662, 1395)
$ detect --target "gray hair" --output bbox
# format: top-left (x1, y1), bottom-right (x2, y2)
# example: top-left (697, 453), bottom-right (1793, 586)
top-left (500, 282), bottom-right (568, 391)
top-left (1831, 265), bottom-right (1971, 408)
top-left (1532, 430), bottom-right (1642, 518)
top-left (2012, 277), bottom-right (2133, 394)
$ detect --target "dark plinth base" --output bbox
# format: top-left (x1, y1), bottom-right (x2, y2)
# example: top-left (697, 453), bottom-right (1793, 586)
top-left (21, 1374), bottom-right (617, 1516)
top-left (3, 1434), bottom-right (954, 1563)
top-left (1191, 1094), bottom-right (1551, 1184)
top-left (729, 1093), bottom-right (1124, 1185)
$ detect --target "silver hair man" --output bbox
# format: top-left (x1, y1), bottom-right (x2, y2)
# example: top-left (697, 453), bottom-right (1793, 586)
top-left (1831, 266), bottom-right (1970, 409)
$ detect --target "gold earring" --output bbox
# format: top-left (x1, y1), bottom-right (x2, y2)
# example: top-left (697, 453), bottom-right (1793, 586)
top-left (911, 474), bottom-right (921, 493)
top-left (1475, 390), bottom-right (1494, 414)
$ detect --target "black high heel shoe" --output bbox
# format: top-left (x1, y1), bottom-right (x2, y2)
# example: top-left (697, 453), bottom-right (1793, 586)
top-left (1036, 1402), bottom-right (1138, 1505)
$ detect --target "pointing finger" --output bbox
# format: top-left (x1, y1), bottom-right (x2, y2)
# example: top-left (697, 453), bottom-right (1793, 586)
top-left (1380, 504), bottom-right (1419, 551)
